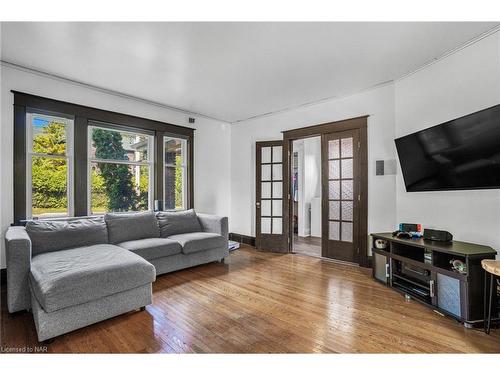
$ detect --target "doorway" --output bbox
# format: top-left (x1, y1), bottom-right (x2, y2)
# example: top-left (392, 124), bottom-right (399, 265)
top-left (283, 116), bottom-right (369, 266)
top-left (291, 136), bottom-right (322, 258)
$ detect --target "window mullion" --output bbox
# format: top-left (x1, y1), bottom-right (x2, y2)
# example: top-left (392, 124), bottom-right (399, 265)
top-left (163, 136), bottom-right (188, 211)
top-left (89, 158), bottom-right (150, 167)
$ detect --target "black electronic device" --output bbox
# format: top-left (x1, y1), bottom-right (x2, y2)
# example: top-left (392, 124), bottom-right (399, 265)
top-left (400, 223), bottom-right (422, 233)
top-left (395, 104), bottom-right (500, 192)
top-left (423, 228), bottom-right (453, 242)
top-left (392, 230), bottom-right (401, 237)
top-left (424, 249), bottom-right (433, 264)
top-left (392, 230), bottom-right (412, 239)
top-left (398, 232), bottom-right (412, 239)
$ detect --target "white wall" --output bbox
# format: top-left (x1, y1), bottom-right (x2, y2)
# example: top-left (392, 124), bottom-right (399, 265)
top-left (0, 64), bottom-right (231, 268)
top-left (394, 32), bottom-right (500, 254)
top-left (230, 83), bottom-right (398, 252)
top-left (231, 31), bottom-right (500, 258)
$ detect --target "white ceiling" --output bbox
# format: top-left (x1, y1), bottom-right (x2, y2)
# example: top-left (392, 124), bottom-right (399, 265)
top-left (1, 22), bottom-right (498, 123)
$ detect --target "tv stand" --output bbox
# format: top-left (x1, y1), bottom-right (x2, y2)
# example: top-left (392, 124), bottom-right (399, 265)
top-left (371, 233), bottom-right (498, 327)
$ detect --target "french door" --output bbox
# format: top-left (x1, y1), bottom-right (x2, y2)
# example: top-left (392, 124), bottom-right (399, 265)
top-left (255, 141), bottom-right (287, 252)
top-left (322, 129), bottom-right (360, 262)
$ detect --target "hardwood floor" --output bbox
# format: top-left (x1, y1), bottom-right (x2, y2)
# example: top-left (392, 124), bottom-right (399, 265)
top-left (1, 245), bottom-right (499, 353)
top-left (293, 234), bottom-right (322, 258)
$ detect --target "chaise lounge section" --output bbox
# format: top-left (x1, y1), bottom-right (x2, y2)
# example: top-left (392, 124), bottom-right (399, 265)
top-left (5, 209), bottom-right (229, 342)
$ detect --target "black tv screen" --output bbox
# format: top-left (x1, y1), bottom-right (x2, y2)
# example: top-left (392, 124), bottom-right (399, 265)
top-left (395, 104), bottom-right (500, 192)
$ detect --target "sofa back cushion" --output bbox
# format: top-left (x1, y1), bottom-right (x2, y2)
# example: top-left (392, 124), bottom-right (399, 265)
top-left (26, 217), bottom-right (108, 256)
top-left (105, 211), bottom-right (159, 244)
top-left (157, 209), bottom-right (202, 237)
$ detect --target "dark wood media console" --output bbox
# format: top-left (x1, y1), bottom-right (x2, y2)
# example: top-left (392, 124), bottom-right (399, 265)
top-left (371, 233), bottom-right (498, 327)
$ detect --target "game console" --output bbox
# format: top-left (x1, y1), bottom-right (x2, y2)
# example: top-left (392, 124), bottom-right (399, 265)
top-left (399, 223), bottom-right (422, 233)
top-left (392, 223), bottom-right (423, 239)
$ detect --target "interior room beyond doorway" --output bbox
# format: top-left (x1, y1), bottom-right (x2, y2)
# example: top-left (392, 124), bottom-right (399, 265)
top-left (292, 136), bottom-right (322, 257)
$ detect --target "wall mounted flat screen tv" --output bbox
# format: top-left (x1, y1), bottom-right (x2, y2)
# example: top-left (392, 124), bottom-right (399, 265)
top-left (395, 104), bottom-right (500, 192)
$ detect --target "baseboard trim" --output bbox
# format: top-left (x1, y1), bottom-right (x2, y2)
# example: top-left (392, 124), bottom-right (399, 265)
top-left (229, 233), bottom-right (256, 247)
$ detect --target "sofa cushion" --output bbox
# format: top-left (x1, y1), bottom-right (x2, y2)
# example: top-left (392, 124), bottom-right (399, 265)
top-left (167, 232), bottom-right (226, 255)
top-left (26, 217), bottom-right (108, 256)
top-left (30, 244), bottom-right (155, 313)
top-left (105, 211), bottom-right (159, 244)
top-left (118, 238), bottom-right (182, 260)
top-left (157, 209), bottom-right (201, 238)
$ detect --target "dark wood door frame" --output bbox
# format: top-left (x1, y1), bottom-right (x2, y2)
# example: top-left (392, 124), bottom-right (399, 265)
top-left (282, 115), bottom-right (369, 267)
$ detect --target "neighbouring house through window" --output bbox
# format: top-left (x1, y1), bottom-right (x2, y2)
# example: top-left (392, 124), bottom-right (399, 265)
top-left (88, 123), bottom-right (154, 214)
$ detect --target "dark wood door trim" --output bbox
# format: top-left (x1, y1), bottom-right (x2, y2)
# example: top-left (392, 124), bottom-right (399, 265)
top-left (282, 116), bottom-right (367, 139)
top-left (283, 116), bottom-right (369, 267)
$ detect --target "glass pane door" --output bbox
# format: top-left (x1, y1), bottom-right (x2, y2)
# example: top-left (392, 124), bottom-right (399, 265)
top-left (323, 129), bottom-right (359, 262)
top-left (256, 141), bottom-right (287, 252)
top-left (328, 136), bottom-right (354, 242)
top-left (260, 145), bottom-right (283, 234)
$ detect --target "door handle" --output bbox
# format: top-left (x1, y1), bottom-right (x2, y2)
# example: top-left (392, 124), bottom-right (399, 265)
top-left (430, 280), bottom-right (435, 298)
top-left (256, 202), bottom-right (260, 208)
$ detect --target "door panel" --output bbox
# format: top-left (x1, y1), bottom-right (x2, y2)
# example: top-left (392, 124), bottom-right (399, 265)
top-left (322, 130), bottom-right (360, 262)
top-left (256, 141), bottom-right (287, 252)
top-left (373, 251), bottom-right (390, 284)
top-left (436, 273), bottom-right (463, 318)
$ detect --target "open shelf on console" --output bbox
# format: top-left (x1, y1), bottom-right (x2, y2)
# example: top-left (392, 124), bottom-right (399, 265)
top-left (392, 273), bottom-right (430, 291)
top-left (391, 242), bottom-right (425, 262)
top-left (433, 251), bottom-right (467, 275)
top-left (392, 258), bottom-right (431, 287)
top-left (392, 278), bottom-right (432, 304)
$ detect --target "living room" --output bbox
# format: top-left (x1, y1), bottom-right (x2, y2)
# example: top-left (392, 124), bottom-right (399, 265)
top-left (1, 1), bottom-right (500, 373)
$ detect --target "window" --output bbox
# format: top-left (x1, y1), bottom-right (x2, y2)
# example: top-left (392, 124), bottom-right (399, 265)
top-left (88, 123), bottom-right (154, 214)
top-left (26, 112), bottom-right (74, 219)
top-left (14, 92), bottom-right (194, 223)
top-left (164, 136), bottom-right (188, 210)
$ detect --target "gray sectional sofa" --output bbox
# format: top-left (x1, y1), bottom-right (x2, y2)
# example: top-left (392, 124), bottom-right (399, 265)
top-left (5, 209), bottom-right (229, 342)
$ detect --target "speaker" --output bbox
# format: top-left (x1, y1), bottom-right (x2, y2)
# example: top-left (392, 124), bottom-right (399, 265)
top-left (423, 228), bottom-right (453, 242)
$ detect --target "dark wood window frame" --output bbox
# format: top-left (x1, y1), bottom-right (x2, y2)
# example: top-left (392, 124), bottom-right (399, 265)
top-left (13, 91), bottom-right (195, 224)
top-left (282, 115), bottom-right (369, 267)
